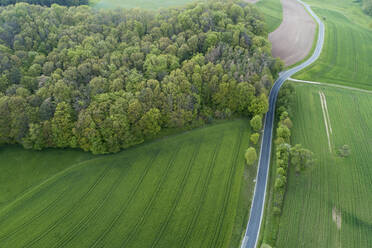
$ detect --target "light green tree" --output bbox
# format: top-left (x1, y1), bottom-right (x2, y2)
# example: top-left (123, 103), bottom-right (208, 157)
top-left (250, 133), bottom-right (260, 145)
top-left (245, 147), bottom-right (257, 166)
top-left (250, 115), bottom-right (262, 131)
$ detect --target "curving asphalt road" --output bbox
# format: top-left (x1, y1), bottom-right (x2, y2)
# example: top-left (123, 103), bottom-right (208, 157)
top-left (240, 1), bottom-right (325, 248)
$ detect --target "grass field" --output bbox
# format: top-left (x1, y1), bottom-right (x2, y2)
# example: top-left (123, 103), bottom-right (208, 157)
top-left (93, 0), bottom-right (196, 9)
top-left (293, 0), bottom-right (372, 89)
top-left (274, 83), bottom-right (372, 247)
top-left (256, 0), bottom-right (283, 32)
top-left (0, 119), bottom-right (255, 248)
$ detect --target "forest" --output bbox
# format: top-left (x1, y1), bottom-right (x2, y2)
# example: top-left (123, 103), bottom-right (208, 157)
top-left (0, 0), bottom-right (88, 6)
top-left (0, 1), bottom-right (282, 154)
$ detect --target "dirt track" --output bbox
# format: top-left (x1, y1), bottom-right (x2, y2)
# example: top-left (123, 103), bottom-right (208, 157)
top-left (269, 0), bottom-right (316, 66)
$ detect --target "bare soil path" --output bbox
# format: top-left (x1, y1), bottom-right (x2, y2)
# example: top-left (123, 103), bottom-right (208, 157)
top-left (269, 0), bottom-right (316, 66)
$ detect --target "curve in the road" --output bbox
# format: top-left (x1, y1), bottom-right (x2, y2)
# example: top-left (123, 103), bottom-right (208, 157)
top-left (240, 1), bottom-right (325, 248)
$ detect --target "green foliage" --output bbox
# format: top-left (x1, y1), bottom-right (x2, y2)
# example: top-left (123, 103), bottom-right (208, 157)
top-left (290, 144), bottom-right (314, 173)
top-left (0, 1), bottom-right (280, 154)
top-left (250, 115), bottom-right (263, 131)
top-left (0, 0), bottom-right (88, 6)
top-left (245, 146), bottom-right (257, 166)
top-left (94, 0), bottom-right (193, 9)
top-left (0, 120), bottom-right (255, 248)
top-left (337, 144), bottom-right (351, 157)
top-left (250, 132), bottom-right (260, 145)
top-left (51, 102), bottom-right (76, 148)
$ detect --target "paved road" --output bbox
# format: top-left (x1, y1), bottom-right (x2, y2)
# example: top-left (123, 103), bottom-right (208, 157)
top-left (240, 1), bottom-right (325, 248)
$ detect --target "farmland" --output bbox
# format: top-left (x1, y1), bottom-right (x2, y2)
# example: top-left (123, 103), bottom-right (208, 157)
top-left (274, 83), bottom-right (372, 247)
top-left (93, 0), bottom-right (196, 9)
top-left (256, 0), bottom-right (283, 32)
top-left (293, 0), bottom-right (372, 89)
top-left (0, 119), bottom-right (255, 248)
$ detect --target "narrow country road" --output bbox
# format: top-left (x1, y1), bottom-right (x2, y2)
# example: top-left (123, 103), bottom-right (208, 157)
top-left (240, 1), bottom-right (325, 247)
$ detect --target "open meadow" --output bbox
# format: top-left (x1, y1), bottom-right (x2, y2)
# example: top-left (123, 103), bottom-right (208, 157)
top-left (0, 120), bottom-right (255, 248)
top-left (293, 0), bottom-right (372, 89)
top-left (274, 83), bottom-right (372, 247)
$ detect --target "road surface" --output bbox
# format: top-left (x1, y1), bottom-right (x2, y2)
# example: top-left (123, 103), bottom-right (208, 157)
top-left (240, 1), bottom-right (325, 247)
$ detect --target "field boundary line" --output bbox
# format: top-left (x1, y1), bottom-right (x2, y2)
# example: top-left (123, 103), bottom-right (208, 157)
top-left (89, 150), bottom-right (160, 248)
top-left (21, 164), bottom-right (112, 248)
top-left (120, 145), bottom-right (183, 248)
top-left (321, 91), bottom-right (332, 134)
top-left (209, 127), bottom-right (244, 248)
top-left (288, 77), bottom-right (372, 94)
top-left (180, 133), bottom-right (225, 248)
top-left (150, 137), bottom-right (204, 248)
top-left (319, 91), bottom-right (332, 153)
top-left (53, 161), bottom-right (132, 248)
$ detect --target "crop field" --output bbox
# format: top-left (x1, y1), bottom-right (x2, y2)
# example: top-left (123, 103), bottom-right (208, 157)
top-left (275, 83), bottom-right (372, 247)
top-left (0, 119), bottom-right (255, 248)
top-left (294, 0), bottom-right (372, 89)
top-left (93, 0), bottom-right (196, 9)
top-left (256, 0), bottom-right (283, 32)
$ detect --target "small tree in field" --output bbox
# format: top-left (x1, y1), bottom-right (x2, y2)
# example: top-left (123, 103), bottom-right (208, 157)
top-left (250, 115), bottom-right (262, 131)
top-left (250, 133), bottom-right (260, 145)
top-left (337, 144), bottom-right (351, 157)
top-left (245, 147), bottom-right (257, 166)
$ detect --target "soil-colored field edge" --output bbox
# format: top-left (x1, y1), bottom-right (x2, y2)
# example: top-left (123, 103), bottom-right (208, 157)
top-left (269, 0), bottom-right (316, 66)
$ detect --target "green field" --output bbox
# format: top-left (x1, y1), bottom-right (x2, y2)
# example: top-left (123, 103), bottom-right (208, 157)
top-left (274, 83), bottom-right (372, 247)
top-left (0, 120), bottom-right (255, 248)
top-left (294, 0), bottom-right (372, 89)
top-left (256, 0), bottom-right (283, 32)
top-left (93, 0), bottom-right (196, 9)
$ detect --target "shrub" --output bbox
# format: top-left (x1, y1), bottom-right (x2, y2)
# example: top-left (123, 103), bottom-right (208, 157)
top-left (250, 115), bottom-right (263, 131)
top-left (250, 132), bottom-right (260, 145)
top-left (245, 147), bottom-right (257, 166)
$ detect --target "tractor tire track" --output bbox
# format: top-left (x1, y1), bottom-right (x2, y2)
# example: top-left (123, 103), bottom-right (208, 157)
top-left (0, 184), bottom-right (70, 243)
top-left (120, 145), bottom-right (183, 248)
top-left (180, 133), bottom-right (224, 248)
top-left (209, 127), bottom-right (244, 248)
top-left (21, 164), bottom-right (112, 248)
top-left (53, 161), bottom-right (132, 248)
top-left (0, 157), bottom-right (106, 221)
top-left (150, 138), bottom-right (203, 248)
top-left (89, 150), bottom-right (160, 248)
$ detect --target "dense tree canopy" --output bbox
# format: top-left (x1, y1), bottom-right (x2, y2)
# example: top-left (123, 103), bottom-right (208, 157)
top-left (0, 0), bottom-right (88, 7)
top-left (0, 1), bottom-right (282, 154)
